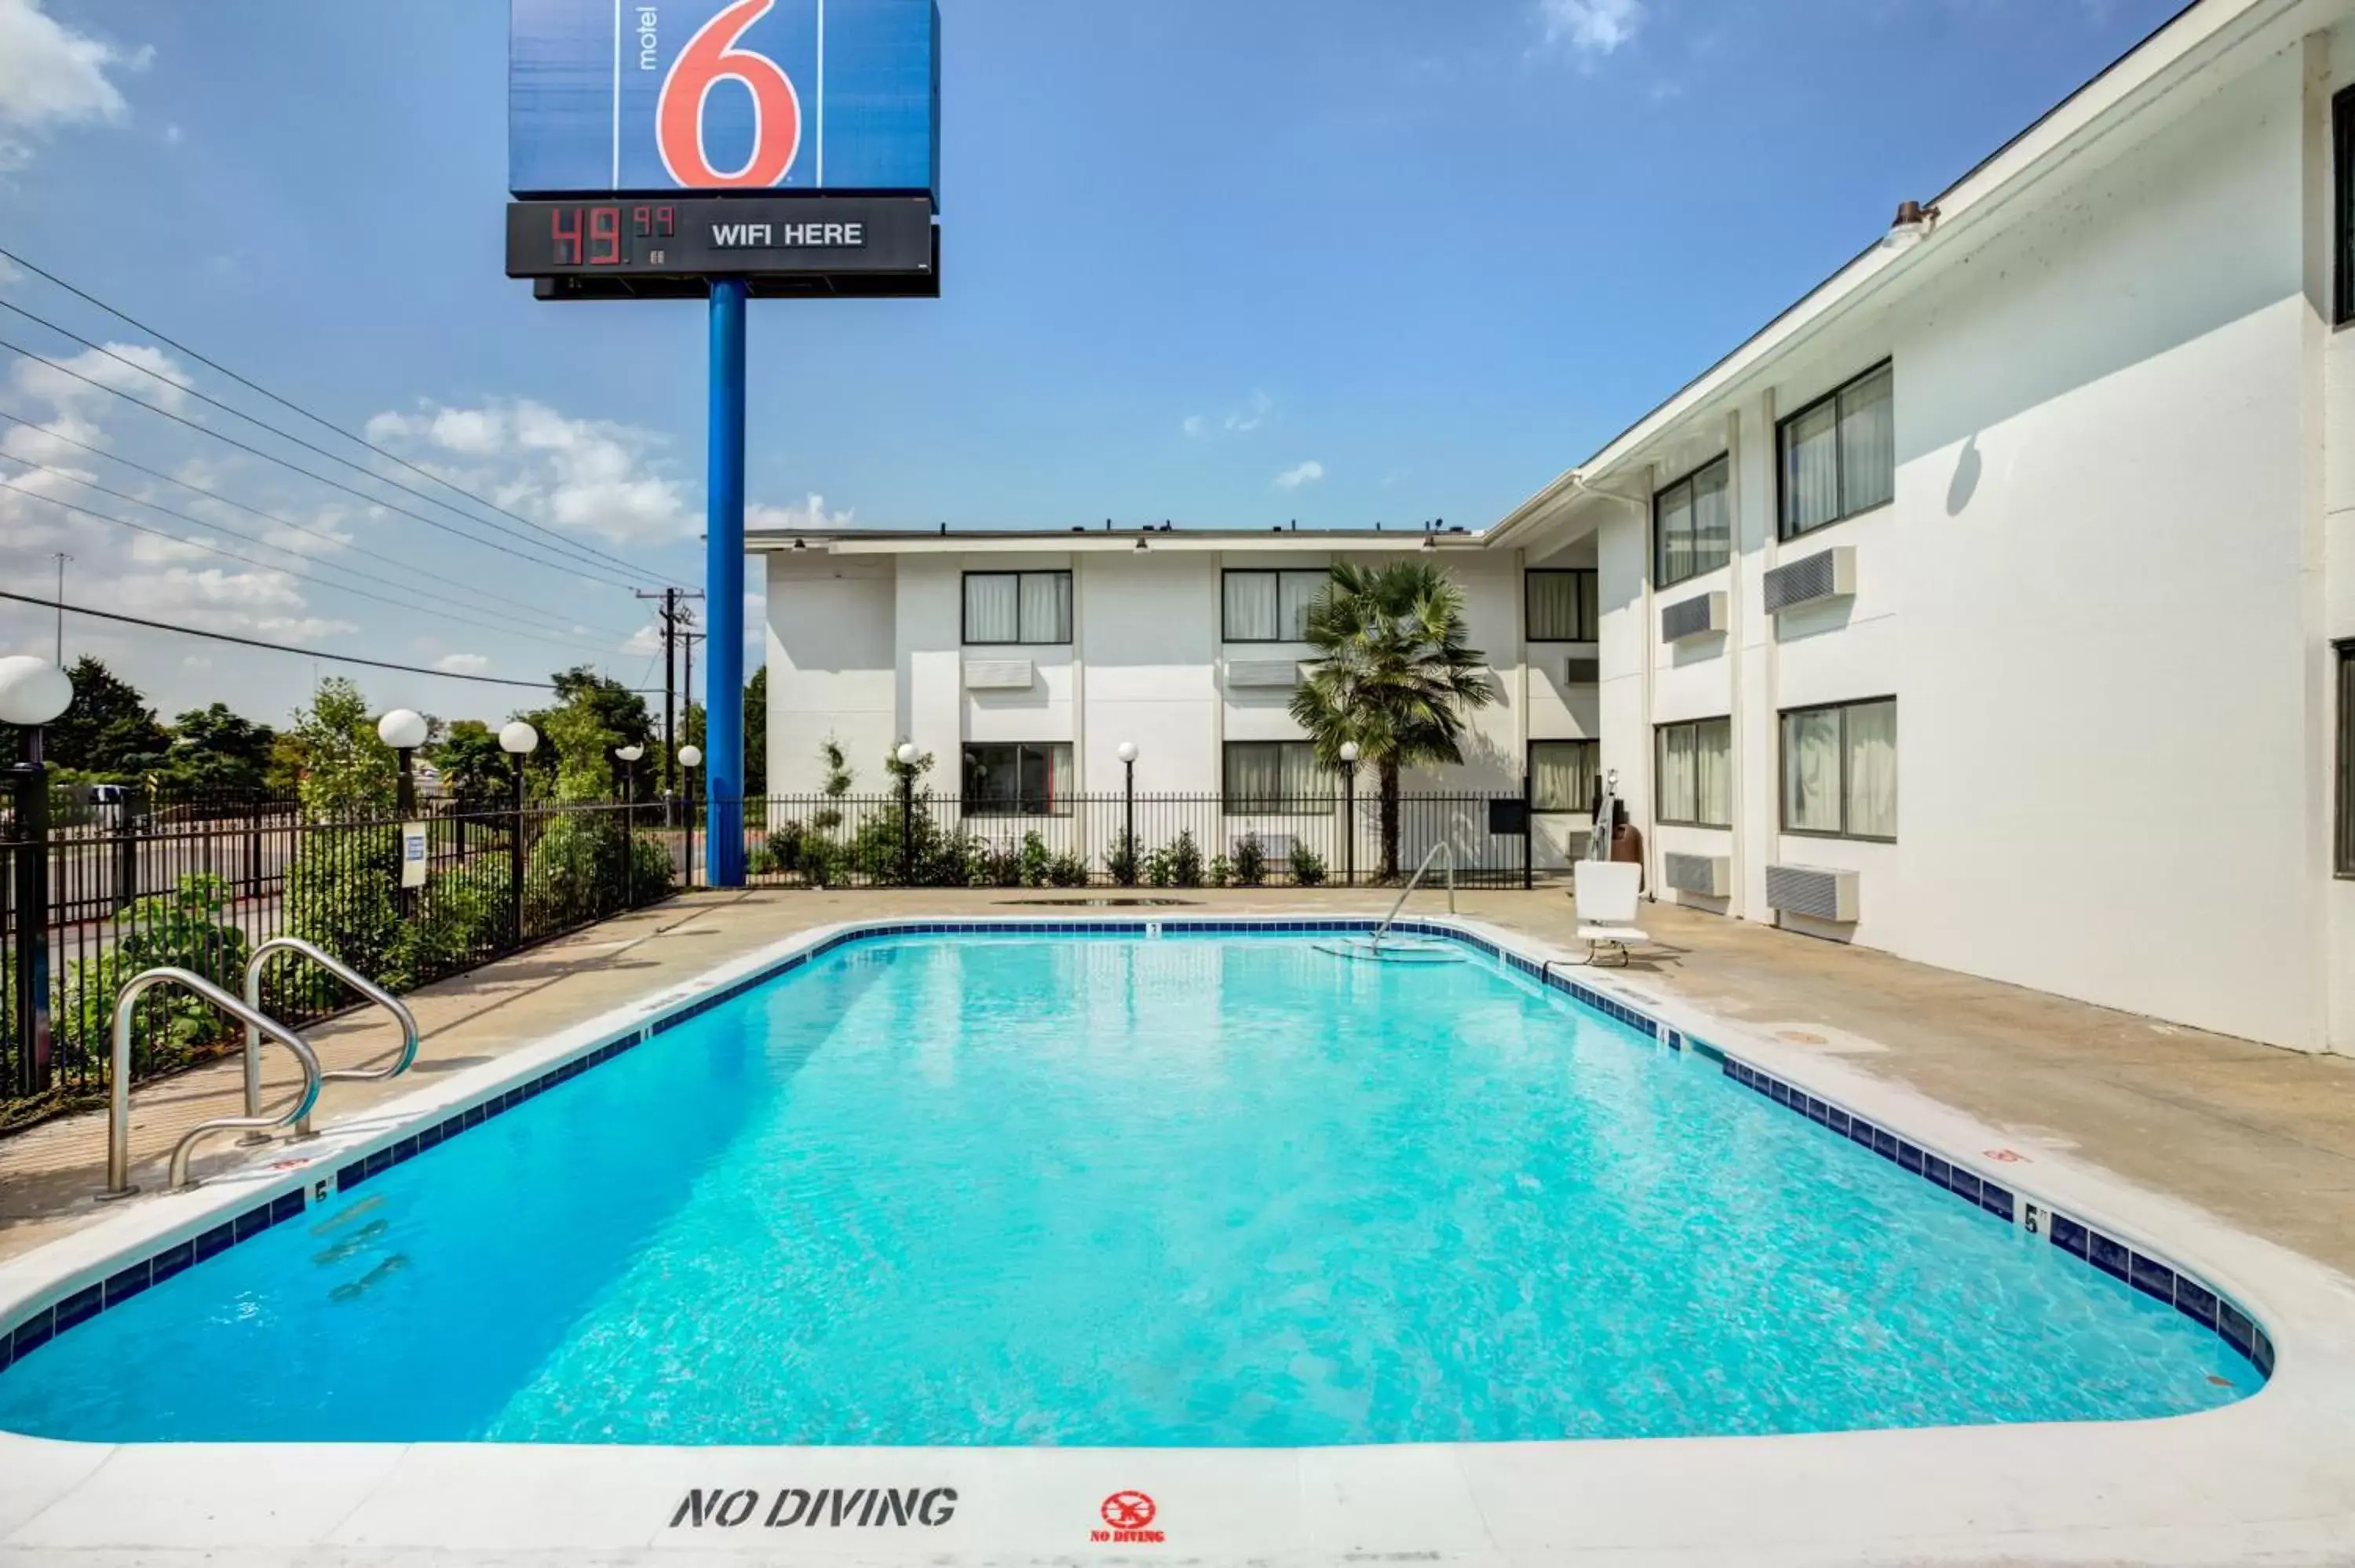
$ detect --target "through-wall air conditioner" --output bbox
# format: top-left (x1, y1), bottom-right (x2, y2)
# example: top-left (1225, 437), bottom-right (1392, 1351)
top-left (1565, 656), bottom-right (1601, 685)
top-left (1661, 592), bottom-right (1727, 644)
top-left (1765, 863), bottom-right (1860, 924)
top-left (1663, 852), bottom-right (1730, 898)
top-left (962, 658), bottom-right (1035, 691)
top-left (1763, 546), bottom-right (1857, 614)
top-left (1225, 659), bottom-right (1304, 689)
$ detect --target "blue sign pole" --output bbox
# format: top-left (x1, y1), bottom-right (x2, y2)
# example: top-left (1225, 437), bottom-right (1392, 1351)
top-left (704, 277), bottom-right (749, 888)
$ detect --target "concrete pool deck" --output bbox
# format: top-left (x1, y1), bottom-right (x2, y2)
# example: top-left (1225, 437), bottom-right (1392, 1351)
top-left (5, 885), bottom-right (2352, 1274)
top-left (3, 894), bottom-right (2355, 1566)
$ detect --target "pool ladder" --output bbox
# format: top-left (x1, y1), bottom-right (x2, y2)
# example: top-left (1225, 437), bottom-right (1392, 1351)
top-left (1368, 841), bottom-right (1456, 951)
top-left (101, 939), bottom-right (420, 1199)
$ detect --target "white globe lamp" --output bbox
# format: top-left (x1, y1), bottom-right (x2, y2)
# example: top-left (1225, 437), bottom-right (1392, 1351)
top-left (615, 744), bottom-right (644, 763)
top-left (1115, 740), bottom-right (1137, 764)
top-left (0, 656), bottom-right (73, 731)
top-left (376, 708), bottom-right (428, 752)
top-left (498, 720), bottom-right (539, 755)
top-left (677, 744), bottom-right (703, 769)
top-left (895, 742), bottom-right (919, 766)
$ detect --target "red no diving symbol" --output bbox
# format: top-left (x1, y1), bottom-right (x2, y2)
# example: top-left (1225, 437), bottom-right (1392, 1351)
top-left (1101, 1492), bottom-right (1156, 1530)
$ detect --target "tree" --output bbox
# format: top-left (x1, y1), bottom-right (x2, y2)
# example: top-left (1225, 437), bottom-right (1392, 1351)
top-left (517, 666), bottom-right (653, 802)
top-left (157, 703), bottom-right (277, 797)
top-left (44, 656), bottom-right (169, 778)
top-left (432, 719), bottom-right (510, 810)
top-left (1290, 561), bottom-right (1499, 879)
top-left (283, 677), bottom-right (396, 819)
top-left (743, 665), bottom-right (767, 797)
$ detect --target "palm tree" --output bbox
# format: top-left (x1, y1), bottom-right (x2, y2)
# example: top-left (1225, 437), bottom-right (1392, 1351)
top-left (1290, 560), bottom-right (1498, 880)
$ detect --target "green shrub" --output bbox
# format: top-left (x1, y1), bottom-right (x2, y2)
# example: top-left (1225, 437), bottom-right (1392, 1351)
top-left (523, 812), bottom-right (674, 937)
top-left (1144, 830), bottom-right (1205, 889)
top-left (1047, 851), bottom-right (1087, 888)
top-left (1230, 833), bottom-right (1267, 887)
top-left (57, 873), bottom-right (253, 1080)
top-left (1019, 832), bottom-right (1053, 888)
top-left (1288, 841), bottom-right (1328, 887)
top-left (1104, 830), bottom-right (1140, 886)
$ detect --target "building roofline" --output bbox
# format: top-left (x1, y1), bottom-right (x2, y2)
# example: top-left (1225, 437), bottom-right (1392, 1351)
top-left (748, 525), bottom-right (1488, 555)
top-left (1486, 0), bottom-right (2296, 547)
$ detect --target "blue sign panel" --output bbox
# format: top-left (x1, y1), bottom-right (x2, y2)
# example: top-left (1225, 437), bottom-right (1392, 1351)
top-left (509, 0), bottom-right (939, 204)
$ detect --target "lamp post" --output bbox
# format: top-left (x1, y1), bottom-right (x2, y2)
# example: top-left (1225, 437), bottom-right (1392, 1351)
top-left (894, 742), bottom-right (918, 886)
top-left (1115, 740), bottom-right (1137, 887)
top-left (677, 745), bottom-right (703, 888)
top-left (1, 655), bottom-right (74, 1097)
top-left (1338, 741), bottom-right (1360, 889)
top-left (500, 720), bottom-right (538, 947)
top-left (615, 744), bottom-right (646, 907)
top-left (378, 709), bottom-right (429, 919)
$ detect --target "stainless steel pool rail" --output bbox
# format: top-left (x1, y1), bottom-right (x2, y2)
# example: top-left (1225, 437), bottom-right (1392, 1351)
top-left (1370, 841), bottom-right (1456, 950)
top-left (103, 968), bottom-right (324, 1199)
top-left (243, 937), bottom-right (419, 1138)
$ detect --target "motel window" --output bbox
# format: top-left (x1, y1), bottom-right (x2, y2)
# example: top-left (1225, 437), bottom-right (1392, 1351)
top-left (2337, 86), bottom-right (2355, 327)
top-left (1223, 742), bottom-right (1334, 812)
top-left (1529, 739), bottom-right (1600, 815)
top-left (1656, 717), bottom-right (1733, 828)
top-left (962, 742), bottom-right (1073, 816)
top-left (1654, 458), bottom-right (1732, 588)
top-left (1779, 363), bottom-right (1894, 538)
top-left (1780, 698), bottom-right (1897, 841)
top-left (2337, 642), bottom-right (2355, 877)
top-left (962, 571), bottom-right (1072, 645)
top-left (1526, 569), bottom-right (1599, 642)
top-left (1223, 569), bottom-right (1330, 642)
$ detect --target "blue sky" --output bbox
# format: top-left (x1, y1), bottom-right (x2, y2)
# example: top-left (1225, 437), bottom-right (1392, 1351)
top-left (0, 0), bottom-right (2185, 724)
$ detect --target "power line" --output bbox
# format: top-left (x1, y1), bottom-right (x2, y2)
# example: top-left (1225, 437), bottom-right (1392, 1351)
top-left (0, 471), bottom-right (637, 658)
top-left (0, 334), bottom-right (649, 593)
top-left (0, 253), bottom-right (686, 588)
top-left (0, 409), bottom-right (641, 646)
top-left (0, 588), bottom-right (659, 692)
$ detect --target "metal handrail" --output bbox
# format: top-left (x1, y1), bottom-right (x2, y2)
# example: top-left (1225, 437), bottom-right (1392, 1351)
top-left (104, 968), bottom-right (323, 1198)
top-left (244, 937), bottom-right (420, 1139)
top-left (1371, 841), bottom-right (1456, 950)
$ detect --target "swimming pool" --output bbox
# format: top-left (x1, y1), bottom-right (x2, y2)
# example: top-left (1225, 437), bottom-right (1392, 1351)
top-left (0, 922), bottom-right (2266, 1446)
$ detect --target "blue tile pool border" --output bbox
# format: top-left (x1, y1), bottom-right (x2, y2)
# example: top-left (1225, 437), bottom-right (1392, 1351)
top-left (0, 914), bottom-right (2272, 1387)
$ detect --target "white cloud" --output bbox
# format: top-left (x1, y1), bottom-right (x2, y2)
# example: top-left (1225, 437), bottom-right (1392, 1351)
top-left (433, 652), bottom-right (490, 674)
top-left (367, 398), bottom-right (695, 546)
top-left (10, 340), bottom-right (191, 414)
top-left (0, 0), bottom-right (149, 170)
top-left (1535, 0), bottom-right (1642, 55)
top-left (1274, 460), bottom-right (1326, 490)
top-left (1182, 390), bottom-right (1276, 439)
top-left (162, 122), bottom-right (181, 144)
top-left (747, 493), bottom-right (855, 531)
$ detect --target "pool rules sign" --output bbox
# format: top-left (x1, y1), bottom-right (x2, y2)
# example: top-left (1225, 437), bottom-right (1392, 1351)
top-left (506, 0), bottom-right (942, 888)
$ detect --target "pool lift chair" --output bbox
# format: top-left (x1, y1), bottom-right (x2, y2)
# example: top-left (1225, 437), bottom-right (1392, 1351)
top-left (1315, 841), bottom-right (1466, 965)
top-left (1571, 771), bottom-right (1650, 967)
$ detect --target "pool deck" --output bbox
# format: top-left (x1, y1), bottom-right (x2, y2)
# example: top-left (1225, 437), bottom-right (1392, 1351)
top-left (5, 885), bottom-right (2351, 1274)
top-left (3, 890), bottom-right (2355, 1566)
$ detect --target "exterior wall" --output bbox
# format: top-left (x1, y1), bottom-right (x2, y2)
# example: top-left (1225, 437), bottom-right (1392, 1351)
top-left (1527, 538), bottom-right (1601, 868)
top-left (1590, 30), bottom-right (2347, 1052)
top-left (765, 552), bottom-right (897, 794)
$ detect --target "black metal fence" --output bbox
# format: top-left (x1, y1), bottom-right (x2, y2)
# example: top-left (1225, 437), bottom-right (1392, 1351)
top-left (721, 790), bottom-right (1536, 892)
top-left (2, 795), bottom-right (681, 1125)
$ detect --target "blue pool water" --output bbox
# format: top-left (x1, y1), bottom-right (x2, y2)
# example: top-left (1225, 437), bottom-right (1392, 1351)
top-left (0, 933), bottom-right (2255, 1445)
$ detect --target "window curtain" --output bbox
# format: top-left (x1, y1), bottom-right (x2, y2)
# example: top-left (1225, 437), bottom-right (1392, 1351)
top-left (1782, 401), bottom-right (1841, 535)
top-left (1691, 461), bottom-right (1732, 575)
top-left (1838, 366), bottom-right (1896, 516)
top-left (1658, 727), bottom-right (1696, 822)
top-left (1578, 571), bottom-right (1598, 639)
top-left (1532, 742), bottom-right (1594, 814)
top-left (1046, 742), bottom-right (1075, 811)
top-left (1276, 742), bottom-right (1331, 804)
top-left (1020, 572), bottom-right (1072, 644)
top-left (1279, 572), bottom-right (1326, 640)
top-left (1696, 717), bottom-right (1732, 827)
top-left (1225, 743), bottom-right (1283, 808)
top-left (1843, 701), bottom-right (1897, 838)
top-left (1528, 573), bottom-right (1582, 640)
top-left (1783, 709), bottom-right (1842, 831)
top-left (1224, 573), bottom-right (1278, 640)
top-left (965, 574), bottom-right (1019, 643)
top-left (1657, 485), bottom-right (1694, 585)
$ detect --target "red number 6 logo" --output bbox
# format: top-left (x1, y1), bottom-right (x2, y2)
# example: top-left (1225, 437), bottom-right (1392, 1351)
top-left (656, 0), bottom-right (801, 188)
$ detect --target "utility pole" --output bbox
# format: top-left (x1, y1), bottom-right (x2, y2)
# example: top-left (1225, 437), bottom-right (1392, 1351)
top-left (635, 587), bottom-right (704, 803)
top-left (50, 553), bottom-right (70, 662)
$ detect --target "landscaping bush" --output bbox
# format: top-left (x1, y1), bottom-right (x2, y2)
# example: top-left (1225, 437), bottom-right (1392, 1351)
top-left (1288, 841), bottom-right (1328, 887)
top-left (523, 812), bottom-right (674, 937)
top-left (1104, 830), bottom-right (1140, 887)
top-left (1047, 851), bottom-right (1087, 888)
top-left (1144, 830), bottom-right (1205, 889)
top-left (1230, 833), bottom-right (1268, 888)
top-left (56, 873), bottom-right (252, 1080)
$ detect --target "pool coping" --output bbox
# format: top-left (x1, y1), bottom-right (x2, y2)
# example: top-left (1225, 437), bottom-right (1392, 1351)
top-left (2, 912), bottom-right (2353, 1565)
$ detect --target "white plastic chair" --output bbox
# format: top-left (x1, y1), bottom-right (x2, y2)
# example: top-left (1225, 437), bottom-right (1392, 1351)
top-left (1572, 860), bottom-right (1648, 967)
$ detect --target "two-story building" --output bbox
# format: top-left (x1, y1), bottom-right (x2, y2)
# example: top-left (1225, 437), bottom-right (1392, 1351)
top-left (754, 0), bottom-right (2355, 1056)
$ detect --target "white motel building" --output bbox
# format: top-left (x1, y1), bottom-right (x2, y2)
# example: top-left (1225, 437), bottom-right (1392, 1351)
top-left (755, 0), bottom-right (2355, 1058)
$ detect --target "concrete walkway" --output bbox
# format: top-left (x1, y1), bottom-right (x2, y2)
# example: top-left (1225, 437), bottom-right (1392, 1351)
top-left (4, 886), bottom-right (2351, 1274)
